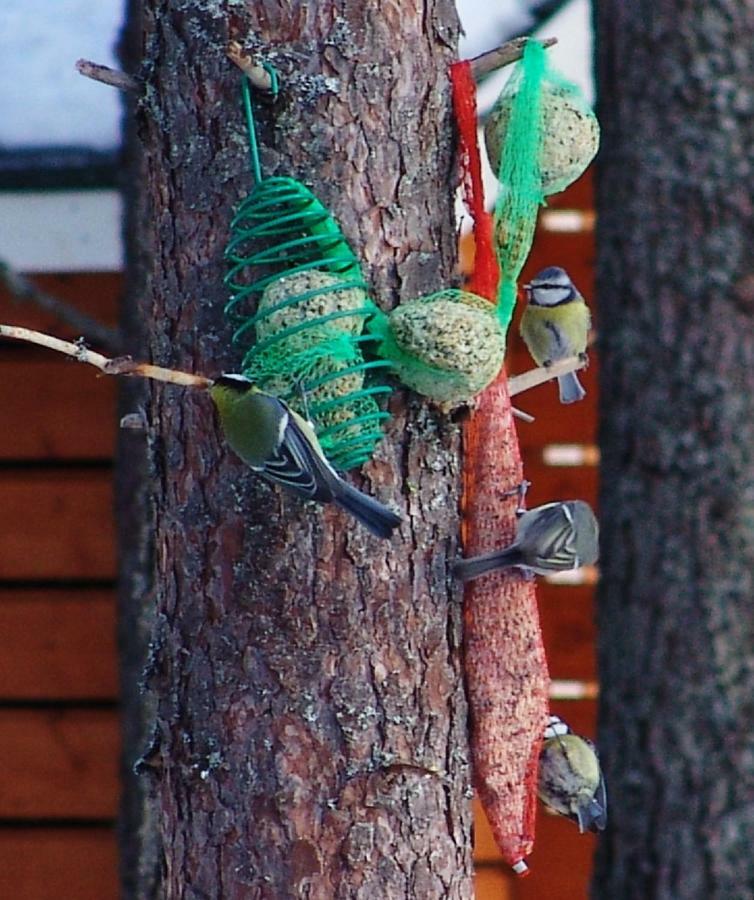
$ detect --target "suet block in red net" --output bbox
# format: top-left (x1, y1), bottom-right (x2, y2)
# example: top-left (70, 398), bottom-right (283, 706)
top-left (462, 375), bottom-right (550, 874)
top-left (451, 56), bottom-right (549, 874)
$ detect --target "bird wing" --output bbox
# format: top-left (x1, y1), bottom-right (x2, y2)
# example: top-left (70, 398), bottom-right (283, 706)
top-left (588, 772), bottom-right (608, 832)
top-left (527, 504), bottom-right (581, 571)
top-left (260, 410), bottom-right (336, 503)
top-left (533, 528), bottom-right (579, 569)
top-left (520, 302), bottom-right (590, 364)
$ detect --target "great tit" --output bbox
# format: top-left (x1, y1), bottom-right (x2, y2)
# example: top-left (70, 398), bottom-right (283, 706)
top-left (209, 374), bottom-right (401, 539)
top-left (452, 500), bottom-right (599, 582)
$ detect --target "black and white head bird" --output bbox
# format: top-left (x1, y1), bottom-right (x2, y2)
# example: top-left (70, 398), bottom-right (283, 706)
top-left (520, 266), bottom-right (591, 404)
top-left (538, 714), bottom-right (607, 833)
top-left (452, 500), bottom-right (599, 582)
top-left (209, 374), bottom-right (401, 539)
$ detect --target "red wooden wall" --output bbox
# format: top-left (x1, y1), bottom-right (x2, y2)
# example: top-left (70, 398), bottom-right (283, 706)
top-left (0, 273), bottom-right (120, 899)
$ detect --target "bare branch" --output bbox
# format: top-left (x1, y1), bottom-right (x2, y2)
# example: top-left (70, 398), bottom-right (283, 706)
top-left (512, 406), bottom-right (534, 423)
top-left (0, 325), bottom-right (212, 389)
top-left (468, 36), bottom-right (557, 81)
top-left (76, 58), bottom-right (140, 92)
top-left (508, 355), bottom-right (586, 397)
top-left (0, 262), bottom-right (122, 352)
top-left (0, 318), bottom-right (579, 412)
top-left (226, 41), bottom-right (276, 91)
top-left (104, 356), bottom-right (213, 388)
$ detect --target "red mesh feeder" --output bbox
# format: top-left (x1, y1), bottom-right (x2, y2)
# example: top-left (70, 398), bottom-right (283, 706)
top-left (450, 58), bottom-right (550, 875)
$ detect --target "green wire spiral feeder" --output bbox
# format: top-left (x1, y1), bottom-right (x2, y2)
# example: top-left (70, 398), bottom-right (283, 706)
top-left (224, 72), bottom-right (393, 472)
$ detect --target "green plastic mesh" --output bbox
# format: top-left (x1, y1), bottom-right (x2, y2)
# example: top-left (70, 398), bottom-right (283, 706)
top-left (369, 289), bottom-right (506, 407)
top-left (223, 76), bottom-right (393, 472)
top-left (491, 40), bottom-right (547, 331)
top-left (486, 41), bottom-right (598, 332)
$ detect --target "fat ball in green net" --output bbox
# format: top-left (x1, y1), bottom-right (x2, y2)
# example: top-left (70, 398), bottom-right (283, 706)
top-left (224, 170), bottom-right (393, 472)
top-left (241, 269), bottom-right (390, 470)
top-left (485, 83), bottom-right (599, 198)
top-left (256, 270), bottom-right (369, 341)
top-left (483, 40), bottom-right (599, 333)
top-left (370, 290), bottom-right (506, 409)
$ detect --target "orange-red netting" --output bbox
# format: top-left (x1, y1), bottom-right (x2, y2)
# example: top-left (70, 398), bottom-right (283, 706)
top-left (450, 58), bottom-right (549, 874)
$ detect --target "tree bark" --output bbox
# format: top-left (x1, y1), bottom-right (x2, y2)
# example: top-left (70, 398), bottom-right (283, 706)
top-left (120, 2), bottom-right (472, 897)
top-left (116, 2), bottom-right (163, 897)
top-left (594, 3), bottom-right (754, 898)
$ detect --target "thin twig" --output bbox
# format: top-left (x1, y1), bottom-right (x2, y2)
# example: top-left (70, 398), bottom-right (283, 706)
top-left (0, 262), bottom-right (122, 353)
top-left (227, 41), bottom-right (275, 91)
top-left (0, 322), bottom-right (581, 413)
top-left (508, 355), bottom-right (586, 397)
top-left (75, 58), bottom-right (140, 92)
top-left (512, 407), bottom-right (534, 423)
top-left (468, 36), bottom-right (557, 81)
top-left (0, 325), bottom-right (211, 389)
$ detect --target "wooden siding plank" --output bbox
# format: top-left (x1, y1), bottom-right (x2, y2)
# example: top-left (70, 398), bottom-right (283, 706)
top-left (538, 585), bottom-right (596, 682)
top-left (474, 864), bottom-right (513, 899)
top-left (0, 709), bottom-right (119, 819)
top-left (0, 471), bottom-right (115, 581)
top-left (543, 169), bottom-right (594, 211)
top-left (517, 462), bottom-right (598, 511)
top-left (0, 272), bottom-right (120, 337)
top-left (0, 590), bottom-right (117, 699)
top-left (512, 364), bottom-right (598, 450)
top-left (0, 358), bottom-right (116, 460)
top-left (513, 812), bottom-right (596, 900)
top-left (0, 828), bottom-right (117, 900)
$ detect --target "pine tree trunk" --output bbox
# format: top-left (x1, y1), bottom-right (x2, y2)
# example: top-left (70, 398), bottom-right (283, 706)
top-left (594, 3), bottom-right (754, 897)
top-left (116, 2), bottom-right (163, 896)
top-left (118, 2), bottom-right (473, 897)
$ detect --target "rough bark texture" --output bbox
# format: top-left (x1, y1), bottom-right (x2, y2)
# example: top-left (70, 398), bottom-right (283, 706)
top-left (116, 2), bottom-right (163, 896)
top-left (594, 3), bottom-right (754, 898)
top-left (121, 2), bottom-right (472, 897)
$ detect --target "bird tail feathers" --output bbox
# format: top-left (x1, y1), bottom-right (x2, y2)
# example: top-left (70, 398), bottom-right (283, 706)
top-left (333, 480), bottom-right (402, 539)
top-left (577, 796), bottom-right (608, 833)
top-left (451, 546), bottom-right (524, 582)
top-left (557, 371), bottom-right (586, 404)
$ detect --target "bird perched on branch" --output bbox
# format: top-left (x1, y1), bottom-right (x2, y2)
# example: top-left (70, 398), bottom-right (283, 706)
top-left (538, 714), bottom-right (607, 833)
top-left (209, 374), bottom-right (401, 539)
top-left (452, 499), bottom-right (599, 582)
top-left (520, 266), bottom-right (591, 404)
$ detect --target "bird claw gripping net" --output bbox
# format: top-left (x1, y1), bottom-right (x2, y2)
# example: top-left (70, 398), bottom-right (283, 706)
top-left (223, 76), bottom-right (393, 472)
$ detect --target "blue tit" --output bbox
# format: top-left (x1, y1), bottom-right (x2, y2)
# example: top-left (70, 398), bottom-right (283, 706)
top-left (452, 500), bottom-right (599, 582)
top-left (209, 374), bottom-right (401, 539)
top-left (538, 715), bottom-right (607, 833)
top-left (520, 266), bottom-right (591, 404)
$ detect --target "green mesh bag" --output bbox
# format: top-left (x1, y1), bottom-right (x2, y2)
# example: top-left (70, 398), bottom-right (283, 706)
top-left (483, 40), bottom-right (599, 330)
top-left (224, 77), bottom-right (392, 472)
top-left (369, 289), bottom-right (506, 409)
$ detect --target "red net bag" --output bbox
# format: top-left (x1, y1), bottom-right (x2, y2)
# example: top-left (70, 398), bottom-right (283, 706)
top-left (450, 58), bottom-right (550, 875)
